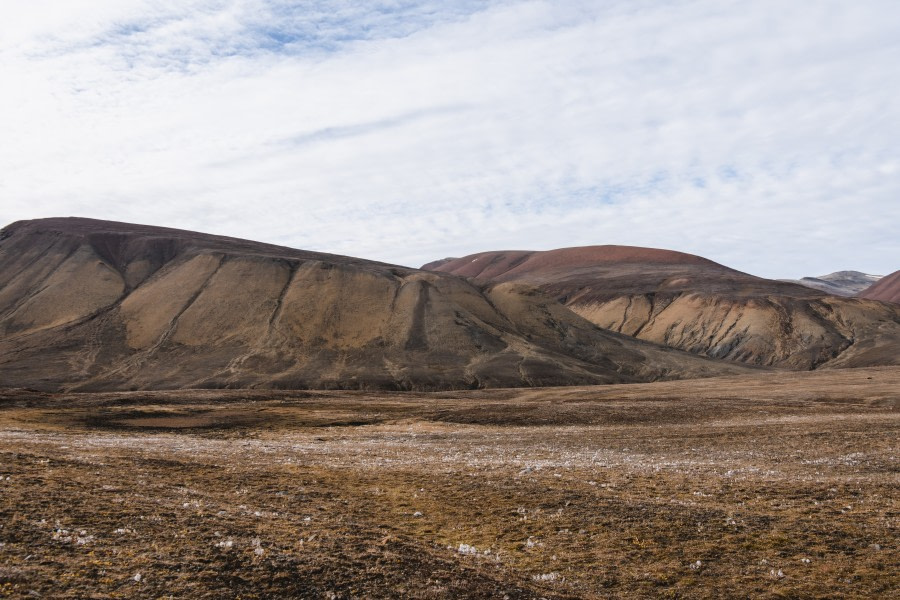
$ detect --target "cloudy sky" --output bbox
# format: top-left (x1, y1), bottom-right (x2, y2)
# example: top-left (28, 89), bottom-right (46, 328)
top-left (1, 0), bottom-right (898, 278)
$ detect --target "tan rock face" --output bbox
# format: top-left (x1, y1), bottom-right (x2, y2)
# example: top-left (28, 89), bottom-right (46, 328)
top-left (121, 254), bottom-right (224, 349)
top-left (1, 245), bottom-right (125, 335)
top-left (0, 218), bottom-right (751, 391)
top-left (425, 247), bottom-right (900, 369)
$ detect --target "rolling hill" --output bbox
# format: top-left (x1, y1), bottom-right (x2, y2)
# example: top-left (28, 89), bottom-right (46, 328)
top-left (858, 270), bottom-right (900, 304)
top-left (0, 218), bottom-right (751, 391)
top-left (424, 246), bottom-right (900, 369)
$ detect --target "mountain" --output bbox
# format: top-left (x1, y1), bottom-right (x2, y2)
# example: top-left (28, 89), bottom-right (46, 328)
top-left (778, 271), bottom-right (882, 296)
top-left (858, 270), bottom-right (900, 304)
top-left (0, 218), bottom-right (752, 391)
top-left (424, 246), bottom-right (900, 370)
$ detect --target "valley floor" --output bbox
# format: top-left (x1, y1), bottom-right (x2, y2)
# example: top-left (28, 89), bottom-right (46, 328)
top-left (0, 368), bottom-right (898, 598)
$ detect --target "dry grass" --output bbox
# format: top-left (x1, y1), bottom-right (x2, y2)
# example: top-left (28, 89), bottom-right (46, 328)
top-left (0, 367), bottom-right (898, 598)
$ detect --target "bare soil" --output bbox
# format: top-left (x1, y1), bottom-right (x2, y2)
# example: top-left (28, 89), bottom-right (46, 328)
top-left (1, 368), bottom-right (898, 598)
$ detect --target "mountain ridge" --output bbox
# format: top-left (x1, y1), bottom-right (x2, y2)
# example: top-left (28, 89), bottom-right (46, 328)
top-left (0, 218), bottom-right (752, 391)
top-left (779, 270), bottom-right (882, 297)
top-left (424, 246), bottom-right (900, 370)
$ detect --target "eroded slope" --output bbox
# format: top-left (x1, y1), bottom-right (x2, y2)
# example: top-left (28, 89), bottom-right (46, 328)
top-left (425, 246), bottom-right (900, 369)
top-left (0, 219), bottom-right (747, 391)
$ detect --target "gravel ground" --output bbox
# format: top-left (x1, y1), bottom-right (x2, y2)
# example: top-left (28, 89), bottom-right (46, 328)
top-left (0, 367), bottom-right (897, 598)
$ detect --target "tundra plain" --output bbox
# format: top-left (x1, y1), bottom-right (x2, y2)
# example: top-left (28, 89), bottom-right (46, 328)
top-left (1, 367), bottom-right (897, 599)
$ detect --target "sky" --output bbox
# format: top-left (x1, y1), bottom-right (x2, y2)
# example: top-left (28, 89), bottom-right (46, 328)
top-left (1, 0), bottom-right (898, 279)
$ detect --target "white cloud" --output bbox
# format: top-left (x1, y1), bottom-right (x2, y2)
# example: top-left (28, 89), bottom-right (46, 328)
top-left (1, 0), bottom-right (898, 278)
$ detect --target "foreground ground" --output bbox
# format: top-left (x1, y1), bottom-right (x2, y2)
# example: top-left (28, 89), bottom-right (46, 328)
top-left (0, 368), bottom-right (897, 599)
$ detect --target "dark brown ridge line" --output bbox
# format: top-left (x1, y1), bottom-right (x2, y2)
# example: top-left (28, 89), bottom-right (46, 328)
top-left (618, 295), bottom-right (634, 333)
top-left (0, 233), bottom-right (68, 290)
top-left (630, 293), bottom-right (655, 337)
top-left (36, 254), bottom-right (203, 345)
top-left (403, 280), bottom-right (430, 351)
top-left (150, 253), bottom-right (227, 352)
top-left (75, 253), bottom-right (230, 387)
top-left (710, 310), bottom-right (742, 352)
top-left (475, 283), bottom-right (518, 331)
top-left (267, 259), bottom-right (300, 331)
top-left (632, 292), bottom-right (678, 339)
top-left (803, 299), bottom-right (854, 369)
top-left (0, 242), bottom-right (81, 323)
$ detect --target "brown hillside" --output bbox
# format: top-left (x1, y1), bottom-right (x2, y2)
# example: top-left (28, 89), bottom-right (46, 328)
top-left (0, 218), bottom-right (751, 391)
top-left (858, 270), bottom-right (900, 303)
top-left (425, 247), bottom-right (900, 370)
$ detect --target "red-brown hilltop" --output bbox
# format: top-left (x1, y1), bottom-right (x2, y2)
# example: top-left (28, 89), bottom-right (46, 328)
top-left (426, 246), bottom-right (824, 300)
top-left (858, 270), bottom-right (900, 304)
top-left (427, 246), bottom-right (720, 281)
top-left (424, 246), bottom-right (900, 370)
top-left (0, 217), bottom-right (753, 392)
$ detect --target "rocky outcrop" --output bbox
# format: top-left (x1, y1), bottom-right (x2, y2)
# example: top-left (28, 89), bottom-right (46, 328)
top-left (0, 219), bottom-right (751, 391)
top-left (425, 246), bottom-right (900, 369)
top-left (572, 293), bottom-right (899, 369)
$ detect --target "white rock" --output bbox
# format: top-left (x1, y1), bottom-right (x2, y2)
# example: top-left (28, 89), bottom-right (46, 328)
top-left (457, 543), bottom-right (478, 555)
